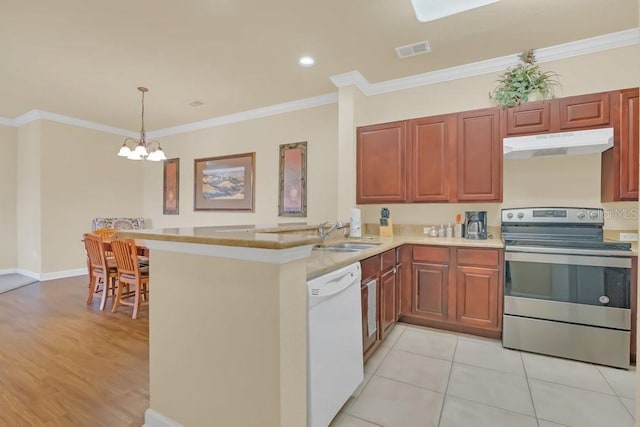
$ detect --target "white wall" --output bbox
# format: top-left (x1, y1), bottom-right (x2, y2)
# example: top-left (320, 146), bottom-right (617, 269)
top-left (143, 104), bottom-right (339, 228)
top-left (0, 125), bottom-right (17, 271)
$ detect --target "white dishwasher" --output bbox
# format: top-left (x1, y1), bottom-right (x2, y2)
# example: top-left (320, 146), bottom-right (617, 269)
top-left (307, 262), bottom-right (363, 427)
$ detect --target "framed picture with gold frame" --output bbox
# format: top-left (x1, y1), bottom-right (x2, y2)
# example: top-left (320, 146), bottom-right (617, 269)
top-left (278, 142), bottom-right (307, 217)
top-left (193, 152), bottom-right (255, 211)
top-left (163, 158), bottom-right (179, 215)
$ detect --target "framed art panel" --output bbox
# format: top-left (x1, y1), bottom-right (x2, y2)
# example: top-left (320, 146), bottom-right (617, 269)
top-left (194, 152), bottom-right (255, 211)
top-left (163, 158), bottom-right (180, 215)
top-left (278, 142), bottom-right (307, 217)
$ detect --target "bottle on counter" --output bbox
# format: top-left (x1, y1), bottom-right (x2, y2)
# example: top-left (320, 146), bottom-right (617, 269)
top-left (438, 225), bottom-right (446, 237)
top-left (446, 223), bottom-right (453, 238)
top-left (428, 226), bottom-right (438, 237)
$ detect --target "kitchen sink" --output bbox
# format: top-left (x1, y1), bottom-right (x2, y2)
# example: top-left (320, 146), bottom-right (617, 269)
top-left (314, 242), bottom-right (382, 252)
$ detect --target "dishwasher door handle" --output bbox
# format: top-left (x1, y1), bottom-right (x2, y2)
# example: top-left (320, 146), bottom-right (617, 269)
top-left (309, 272), bottom-right (356, 299)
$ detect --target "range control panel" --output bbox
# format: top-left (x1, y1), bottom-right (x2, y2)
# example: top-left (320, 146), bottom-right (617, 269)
top-left (501, 207), bottom-right (604, 224)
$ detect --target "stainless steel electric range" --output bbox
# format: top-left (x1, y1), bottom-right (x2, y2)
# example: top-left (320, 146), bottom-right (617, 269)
top-left (501, 207), bottom-right (632, 369)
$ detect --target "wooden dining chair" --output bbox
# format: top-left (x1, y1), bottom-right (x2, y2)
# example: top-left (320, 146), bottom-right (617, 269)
top-left (83, 233), bottom-right (118, 311)
top-left (111, 238), bottom-right (149, 319)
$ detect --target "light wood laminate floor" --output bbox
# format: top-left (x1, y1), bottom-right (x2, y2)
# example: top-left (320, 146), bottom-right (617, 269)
top-left (0, 275), bottom-right (148, 426)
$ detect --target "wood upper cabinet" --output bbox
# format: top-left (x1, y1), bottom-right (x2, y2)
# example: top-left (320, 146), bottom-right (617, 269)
top-left (356, 121), bottom-right (407, 204)
top-left (555, 92), bottom-right (610, 130)
top-left (503, 101), bottom-right (551, 135)
top-left (408, 114), bottom-right (457, 202)
top-left (619, 89), bottom-right (639, 199)
top-left (457, 108), bottom-right (502, 201)
top-left (602, 88), bottom-right (639, 202)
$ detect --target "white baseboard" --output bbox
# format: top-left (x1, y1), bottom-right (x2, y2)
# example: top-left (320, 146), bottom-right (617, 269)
top-left (5, 267), bottom-right (89, 282)
top-left (143, 409), bottom-right (184, 427)
top-left (15, 269), bottom-right (41, 280)
top-left (40, 267), bottom-right (88, 281)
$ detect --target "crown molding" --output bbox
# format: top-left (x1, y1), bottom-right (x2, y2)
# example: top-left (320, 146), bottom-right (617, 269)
top-left (0, 109), bottom-right (137, 137)
top-left (330, 28), bottom-right (640, 96)
top-left (1, 28), bottom-right (637, 137)
top-left (0, 117), bottom-right (14, 127)
top-left (148, 92), bottom-right (338, 138)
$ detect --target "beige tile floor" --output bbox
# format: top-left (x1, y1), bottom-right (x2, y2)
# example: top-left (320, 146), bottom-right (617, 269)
top-left (330, 323), bottom-right (636, 427)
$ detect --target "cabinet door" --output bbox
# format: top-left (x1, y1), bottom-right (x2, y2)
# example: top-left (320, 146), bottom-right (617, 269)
top-left (504, 101), bottom-right (551, 135)
top-left (556, 92), bottom-right (610, 130)
top-left (361, 282), bottom-right (378, 356)
top-left (411, 262), bottom-right (448, 321)
top-left (456, 108), bottom-right (502, 201)
top-left (356, 121), bottom-right (407, 204)
top-left (380, 268), bottom-right (397, 339)
top-left (408, 114), bottom-right (457, 202)
top-left (455, 266), bottom-right (500, 329)
top-left (619, 89), bottom-right (639, 199)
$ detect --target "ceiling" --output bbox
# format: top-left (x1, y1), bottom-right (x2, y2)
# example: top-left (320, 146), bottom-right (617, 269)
top-left (1, 0), bottom-right (637, 131)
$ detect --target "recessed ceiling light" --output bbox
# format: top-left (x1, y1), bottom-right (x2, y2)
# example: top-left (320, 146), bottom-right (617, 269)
top-left (411, 0), bottom-right (499, 22)
top-left (299, 56), bottom-right (315, 67)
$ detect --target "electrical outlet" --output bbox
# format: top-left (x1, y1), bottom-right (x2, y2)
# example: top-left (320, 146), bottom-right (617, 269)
top-left (423, 227), bottom-right (430, 234)
top-left (619, 233), bottom-right (638, 242)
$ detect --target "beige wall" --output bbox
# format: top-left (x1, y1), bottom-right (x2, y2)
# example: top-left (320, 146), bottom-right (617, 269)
top-left (38, 121), bottom-right (145, 274)
top-left (0, 125), bottom-right (17, 271)
top-left (353, 45), bottom-right (640, 229)
top-left (16, 121), bottom-right (42, 273)
top-left (143, 104), bottom-right (338, 228)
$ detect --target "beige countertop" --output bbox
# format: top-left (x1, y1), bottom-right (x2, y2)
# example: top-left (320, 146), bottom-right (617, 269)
top-left (116, 224), bottom-right (321, 250)
top-left (306, 234), bottom-right (504, 280)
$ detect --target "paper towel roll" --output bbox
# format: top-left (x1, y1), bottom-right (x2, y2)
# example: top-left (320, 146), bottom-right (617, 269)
top-left (350, 208), bottom-right (362, 238)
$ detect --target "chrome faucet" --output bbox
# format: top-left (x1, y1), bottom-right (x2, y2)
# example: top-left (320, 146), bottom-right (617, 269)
top-left (318, 221), bottom-right (345, 243)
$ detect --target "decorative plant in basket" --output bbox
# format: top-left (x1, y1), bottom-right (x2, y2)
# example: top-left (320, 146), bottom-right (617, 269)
top-left (490, 49), bottom-right (561, 108)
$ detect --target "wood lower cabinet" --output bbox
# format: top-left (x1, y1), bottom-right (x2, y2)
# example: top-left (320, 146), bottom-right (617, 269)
top-left (457, 108), bottom-right (502, 201)
top-left (401, 245), bottom-right (503, 338)
top-left (455, 266), bottom-right (500, 329)
top-left (380, 267), bottom-right (397, 338)
top-left (412, 262), bottom-right (449, 322)
top-left (602, 88), bottom-right (639, 201)
top-left (356, 121), bottom-right (407, 204)
top-left (360, 255), bottom-right (381, 360)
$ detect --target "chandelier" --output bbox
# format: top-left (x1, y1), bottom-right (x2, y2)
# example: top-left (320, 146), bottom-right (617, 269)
top-left (117, 87), bottom-right (167, 161)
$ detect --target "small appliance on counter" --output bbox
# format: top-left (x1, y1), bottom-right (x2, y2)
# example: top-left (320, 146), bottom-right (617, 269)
top-left (349, 208), bottom-right (362, 238)
top-left (465, 211), bottom-right (487, 240)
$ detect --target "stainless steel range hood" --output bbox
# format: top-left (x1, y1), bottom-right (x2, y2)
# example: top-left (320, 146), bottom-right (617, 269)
top-left (503, 127), bottom-right (613, 159)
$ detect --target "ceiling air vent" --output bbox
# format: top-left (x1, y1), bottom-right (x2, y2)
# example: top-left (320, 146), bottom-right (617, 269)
top-left (395, 41), bottom-right (431, 59)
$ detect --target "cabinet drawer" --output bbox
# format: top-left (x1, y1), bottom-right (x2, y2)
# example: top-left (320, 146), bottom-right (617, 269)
top-left (361, 255), bottom-right (381, 280)
top-left (413, 246), bottom-right (449, 263)
top-left (457, 248), bottom-right (499, 267)
top-left (505, 101), bottom-right (550, 135)
top-left (381, 249), bottom-right (396, 272)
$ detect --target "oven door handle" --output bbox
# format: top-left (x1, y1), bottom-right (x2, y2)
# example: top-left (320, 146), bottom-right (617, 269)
top-left (505, 245), bottom-right (632, 257)
top-left (505, 251), bottom-right (631, 268)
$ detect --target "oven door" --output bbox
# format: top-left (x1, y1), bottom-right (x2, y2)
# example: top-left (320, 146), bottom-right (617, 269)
top-left (504, 250), bottom-right (631, 329)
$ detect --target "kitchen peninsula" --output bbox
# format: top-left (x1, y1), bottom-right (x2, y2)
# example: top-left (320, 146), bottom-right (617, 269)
top-left (118, 223), bottom-right (505, 427)
top-left (118, 224), bottom-right (318, 427)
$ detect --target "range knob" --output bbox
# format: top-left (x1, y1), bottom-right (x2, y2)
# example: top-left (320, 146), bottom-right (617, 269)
top-left (577, 211), bottom-right (587, 220)
top-left (517, 212), bottom-right (524, 219)
top-left (589, 211), bottom-right (599, 219)
top-left (506, 212), bottom-right (514, 219)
